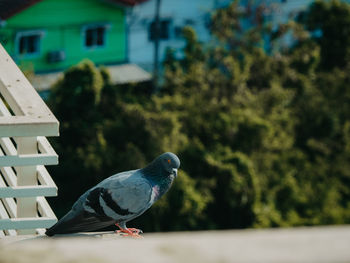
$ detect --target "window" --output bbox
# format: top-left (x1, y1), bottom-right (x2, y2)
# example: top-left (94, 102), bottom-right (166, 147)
top-left (84, 25), bottom-right (107, 48)
top-left (149, 19), bottom-right (171, 41)
top-left (16, 31), bottom-right (43, 56)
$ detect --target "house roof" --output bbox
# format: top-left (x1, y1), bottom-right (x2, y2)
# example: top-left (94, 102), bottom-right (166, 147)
top-left (0, 0), bottom-right (148, 20)
top-left (31, 64), bottom-right (152, 91)
top-left (107, 0), bottom-right (148, 7)
top-left (0, 0), bottom-right (42, 20)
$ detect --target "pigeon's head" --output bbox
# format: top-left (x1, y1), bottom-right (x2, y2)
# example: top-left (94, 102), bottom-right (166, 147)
top-left (157, 152), bottom-right (180, 177)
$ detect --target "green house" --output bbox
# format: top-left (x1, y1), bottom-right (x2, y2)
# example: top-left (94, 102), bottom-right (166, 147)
top-left (0, 0), bottom-right (149, 83)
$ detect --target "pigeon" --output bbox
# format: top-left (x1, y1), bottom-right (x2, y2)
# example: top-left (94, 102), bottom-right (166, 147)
top-left (45, 152), bottom-right (180, 237)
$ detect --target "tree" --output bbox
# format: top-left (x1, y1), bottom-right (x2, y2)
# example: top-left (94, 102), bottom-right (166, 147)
top-left (158, 0), bottom-right (350, 228)
top-left (297, 0), bottom-right (350, 70)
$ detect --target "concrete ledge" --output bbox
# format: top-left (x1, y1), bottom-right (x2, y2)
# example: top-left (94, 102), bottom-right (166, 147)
top-left (1, 226), bottom-right (350, 263)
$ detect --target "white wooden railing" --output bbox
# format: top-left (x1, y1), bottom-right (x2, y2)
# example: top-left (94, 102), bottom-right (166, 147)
top-left (0, 44), bottom-right (59, 236)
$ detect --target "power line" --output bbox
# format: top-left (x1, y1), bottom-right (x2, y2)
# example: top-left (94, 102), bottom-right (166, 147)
top-left (153, 0), bottom-right (161, 91)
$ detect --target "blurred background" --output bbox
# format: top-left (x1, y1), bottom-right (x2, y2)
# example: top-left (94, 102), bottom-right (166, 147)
top-left (1, 0), bottom-right (350, 233)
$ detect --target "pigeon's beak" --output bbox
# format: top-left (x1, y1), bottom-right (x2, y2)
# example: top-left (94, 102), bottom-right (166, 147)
top-left (172, 168), bottom-right (178, 178)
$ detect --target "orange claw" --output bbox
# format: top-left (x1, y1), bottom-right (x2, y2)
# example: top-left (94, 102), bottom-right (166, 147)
top-left (115, 223), bottom-right (143, 238)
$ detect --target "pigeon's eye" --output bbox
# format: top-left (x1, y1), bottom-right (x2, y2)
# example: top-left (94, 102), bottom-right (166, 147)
top-left (167, 159), bottom-right (171, 164)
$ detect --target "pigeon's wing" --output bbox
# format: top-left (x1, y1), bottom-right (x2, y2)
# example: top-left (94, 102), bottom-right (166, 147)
top-left (45, 207), bottom-right (115, 236)
top-left (45, 189), bottom-right (116, 236)
top-left (96, 171), bottom-right (153, 221)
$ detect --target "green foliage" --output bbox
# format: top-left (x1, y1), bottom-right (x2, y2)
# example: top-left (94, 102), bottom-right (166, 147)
top-left (297, 0), bottom-right (350, 70)
top-left (48, 0), bottom-right (350, 230)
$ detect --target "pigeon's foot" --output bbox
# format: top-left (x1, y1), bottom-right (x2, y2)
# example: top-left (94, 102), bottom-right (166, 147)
top-left (127, 228), bottom-right (143, 234)
top-left (115, 223), bottom-right (143, 238)
top-left (116, 230), bottom-right (143, 238)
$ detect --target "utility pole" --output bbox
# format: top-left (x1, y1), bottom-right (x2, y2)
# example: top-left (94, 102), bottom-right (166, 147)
top-left (153, 0), bottom-right (161, 92)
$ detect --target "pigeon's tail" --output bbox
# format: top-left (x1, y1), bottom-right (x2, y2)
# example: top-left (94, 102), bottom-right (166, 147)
top-left (45, 210), bottom-right (77, 236)
top-left (45, 209), bottom-right (115, 236)
top-left (45, 225), bottom-right (57, 237)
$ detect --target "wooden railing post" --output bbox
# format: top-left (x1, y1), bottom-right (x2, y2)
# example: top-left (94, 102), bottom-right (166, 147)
top-left (16, 137), bottom-right (38, 235)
